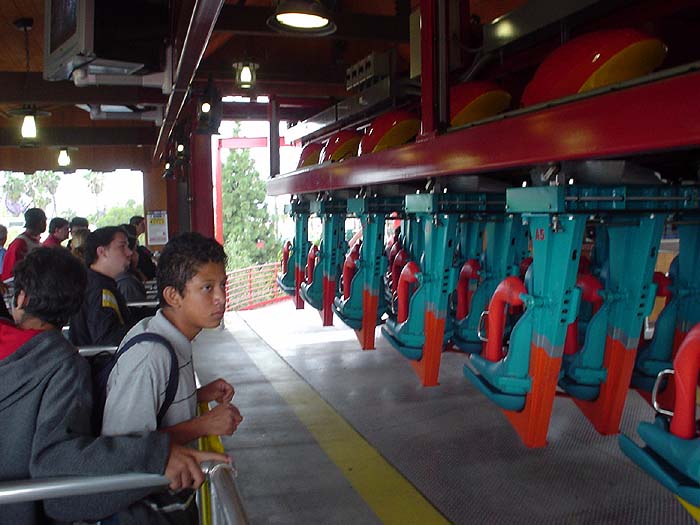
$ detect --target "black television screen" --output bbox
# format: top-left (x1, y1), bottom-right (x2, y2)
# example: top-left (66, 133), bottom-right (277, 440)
top-left (50, 0), bottom-right (78, 54)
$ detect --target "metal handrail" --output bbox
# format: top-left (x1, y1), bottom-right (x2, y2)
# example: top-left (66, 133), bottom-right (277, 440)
top-left (201, 461), bottom-right (249, 525)
top-left (126, 300), bottom-right (160, 308)
top-left (77, 346), bottom-right (118, 357)
top-left (652, 368), bottom-right (675, 417)
top-left (0, 472), bottom-right (170, 505)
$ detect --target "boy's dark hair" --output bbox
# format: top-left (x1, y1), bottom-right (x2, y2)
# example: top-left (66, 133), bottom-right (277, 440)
top-left (70, 216), bottom-right (89, 229)
top-left (24, 208), bottom-right (46, 230)
top-left (129, 215), bottom-right (145, 226)
top-left (49, 217), bottom-right (69, 233)
top-left (119, 224), bottom-right (138, 250)
top-left (157, 232), bottom-right (227, 306)
top-left (13, 248), bottom-right (87, 327)
top-left (85, 226), bottom-right (125, 267)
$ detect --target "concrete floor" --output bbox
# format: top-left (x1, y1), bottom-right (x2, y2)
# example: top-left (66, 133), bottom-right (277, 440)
top-left (193, 300), bottom-right (693, 525)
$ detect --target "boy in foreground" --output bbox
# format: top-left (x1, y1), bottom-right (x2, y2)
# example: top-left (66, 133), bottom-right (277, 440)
top-left (102, 233), bottom-right (243, 523)
top-left (0, 248), bottom-right (227, 525)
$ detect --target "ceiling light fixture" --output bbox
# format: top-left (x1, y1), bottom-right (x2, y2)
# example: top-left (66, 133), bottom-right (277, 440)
top-left (9, 18), bottom-right (51, 143)
top-left (233, 62), bottom-right (259, 89)
top-left (267, 0), bottom-right (336, 36)
top-left (57, 148), bottom-right (71, 167)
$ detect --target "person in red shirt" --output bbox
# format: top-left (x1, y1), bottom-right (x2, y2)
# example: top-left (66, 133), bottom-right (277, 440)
top-left (1, 208), bottom-right (46, 282)
top-left (42, 217), bottom-right (70, 248)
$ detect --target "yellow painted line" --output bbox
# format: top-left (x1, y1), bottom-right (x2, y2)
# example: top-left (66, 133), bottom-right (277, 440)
top-left (237, 321), bottom-right (449, 525)
top-left (677, 496), bottom-right (700, 522)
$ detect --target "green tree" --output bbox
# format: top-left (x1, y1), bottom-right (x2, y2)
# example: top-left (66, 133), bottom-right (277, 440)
top-left (1, 171), bottom-right (57, 216)
top-left (221, 138), bottom-right (280, 270)
top-left (83, 171), bottom-right (105, 215)
top-left (33, 171), bottom-right (61, 215)
top-left (89, 199), bottom-right (144, 229)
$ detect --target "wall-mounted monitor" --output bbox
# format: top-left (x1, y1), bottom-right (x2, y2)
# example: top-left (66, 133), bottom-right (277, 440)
top-left (44, 0), bottom-right (166, 81)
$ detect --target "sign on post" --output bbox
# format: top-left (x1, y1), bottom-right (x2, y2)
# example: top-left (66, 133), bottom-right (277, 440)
top-left (146, 211), bottom-right (168, 245)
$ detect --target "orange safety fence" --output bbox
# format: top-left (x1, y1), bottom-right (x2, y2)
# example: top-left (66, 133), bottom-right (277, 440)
top-left (226, 262), bottom-right (289, 312)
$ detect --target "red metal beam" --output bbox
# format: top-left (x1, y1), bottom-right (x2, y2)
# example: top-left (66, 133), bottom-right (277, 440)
top-left (155, 0), bottom-right (225, 161)
top-left (219, 137), bottom-right (292, 149)
top-left (267, 72), bottom-right (700, 196)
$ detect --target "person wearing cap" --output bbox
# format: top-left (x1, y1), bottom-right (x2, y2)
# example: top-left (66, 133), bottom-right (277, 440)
top-left (1, 208), bottom-right (47, 282)
top-left (42, 218), bottom-right (70, 248)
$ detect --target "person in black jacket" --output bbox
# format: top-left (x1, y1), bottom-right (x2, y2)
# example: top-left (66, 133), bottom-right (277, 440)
top-left (0, 248), bottom-right (228, 524)
top-left (69, 226), bottom-right (134, 346)
top-left (130, 215), bottom-right (157, 280)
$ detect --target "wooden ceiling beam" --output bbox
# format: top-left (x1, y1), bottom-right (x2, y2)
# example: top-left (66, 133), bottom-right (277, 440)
top-left (0, 73), bottom-right (166, 106)
top-left (0, 126), bottom-right (157, 147)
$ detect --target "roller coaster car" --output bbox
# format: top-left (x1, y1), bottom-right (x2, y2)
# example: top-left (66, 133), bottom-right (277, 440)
top-left (333, 242), bottom-right (367, 329)
top-left (382, 260), bottom-right (426, 360)
top-left (299, 243), bottom-right (323, 310)
top-left (632, 263), bottom-right (679, 394)
top-left (450, 81), bottom-right (511, 127)
top-left (319, 130), bottom-right (362, 163)
top-left (619, 323), bottom-right (700, 510)
top-left (558, 273), bottom-right (610, 401)
top-left (463, 276), bottom-right (533, 412)
top-left (358, 110), bottom-right (420, 155)
top-left (297, 142), bottom-right (323, 169)
top-left (277, 240), bottom-right (296, 295)
top-left (522, 28), bottom-right (667, 106)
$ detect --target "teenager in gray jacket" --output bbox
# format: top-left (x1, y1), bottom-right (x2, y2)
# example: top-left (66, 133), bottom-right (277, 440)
top-left (0, 248), bottom-right (227, 525)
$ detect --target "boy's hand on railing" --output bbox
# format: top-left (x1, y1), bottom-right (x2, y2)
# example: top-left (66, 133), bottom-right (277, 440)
top-left (197, 378), bottom-right (235, 404)
top-left (166, 444), bottom-right (230, 491)
top-left (200, 402), bottom-right (243, 436)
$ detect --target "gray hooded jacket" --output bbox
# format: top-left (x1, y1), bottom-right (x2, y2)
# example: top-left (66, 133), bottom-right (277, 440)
top-left (0, 328), bottom-right (170, 524)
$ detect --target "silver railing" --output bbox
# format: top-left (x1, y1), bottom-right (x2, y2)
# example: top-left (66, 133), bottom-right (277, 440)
top-left (126, 300), bottom-right (160, 308)
top-left (0, 462), bottom-right (248, 525)
top-left (201, 461), bottom-right (249, 525)
top-left (0, 472), bottom-right (170, 505)
top-left (77, 346), bottom-right (118, 357)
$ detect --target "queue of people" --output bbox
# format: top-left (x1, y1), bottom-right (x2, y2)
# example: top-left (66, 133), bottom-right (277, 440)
top-left (0, 210), bottom-right (242, 524)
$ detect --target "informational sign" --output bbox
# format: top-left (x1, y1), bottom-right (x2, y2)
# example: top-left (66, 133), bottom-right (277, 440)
top-left (146, 211), bottom-right (169, 246)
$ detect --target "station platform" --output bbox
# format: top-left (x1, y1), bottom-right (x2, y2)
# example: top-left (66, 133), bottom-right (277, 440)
top-left (193, 300), bottom-right (693, 524)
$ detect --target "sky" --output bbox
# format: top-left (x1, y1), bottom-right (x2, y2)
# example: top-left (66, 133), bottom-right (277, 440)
top-left (1, 119), bottom-right (304, 240)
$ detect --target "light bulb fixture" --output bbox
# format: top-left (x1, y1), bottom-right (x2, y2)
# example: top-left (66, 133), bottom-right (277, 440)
top-left (233, 62), bottom-right (259, 89)
top-left (162, 159), bottom-right (175, 180)
top-left (22, 115), bottom-right (37, 139)
top-left (57, 148), bottom-right (71, 166)
top-left (176, 143), bottom-right (185, 153)
top-left (267, 0), bottom-right (336, 36)
top-left (197, 77), bottom-right (222, 135)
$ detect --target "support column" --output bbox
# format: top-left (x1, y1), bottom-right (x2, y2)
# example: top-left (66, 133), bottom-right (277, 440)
top-left (189, 133), bottom-right (215, 237)
top-left (214, 138), bottom-right (224, 244)
top-left (143, 162), bottom-right (169, 247)
top-left (268, 96), bottom-right (280, 178)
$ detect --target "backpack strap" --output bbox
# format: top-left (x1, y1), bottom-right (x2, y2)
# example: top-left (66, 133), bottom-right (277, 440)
top-left (116, 332), bottom-right (179, 428)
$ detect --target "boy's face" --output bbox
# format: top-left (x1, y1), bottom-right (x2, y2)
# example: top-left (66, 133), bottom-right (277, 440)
top-left (98, 232), bottom-right (132, 278)
top-left (54, 224), bottom-right (70, 242)
top-left (177, 261), bottom-right (227, 333)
